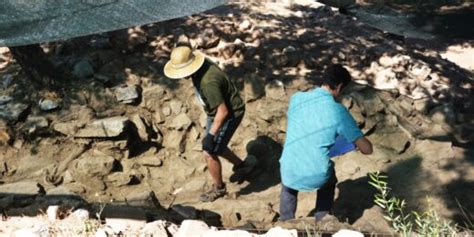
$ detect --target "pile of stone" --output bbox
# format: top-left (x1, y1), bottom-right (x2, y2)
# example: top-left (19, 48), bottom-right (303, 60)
top-left (2, 204), bottom-right (367, 237)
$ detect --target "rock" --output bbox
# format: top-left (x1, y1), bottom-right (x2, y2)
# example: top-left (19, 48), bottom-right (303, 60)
top-left (39, 99), bottom-right (60, 111)
top-left (69, 209), bottom-right (90, 222)
top-left (203, 229), bottom-right (255, 237)
top-left (196, 30), bottom-right (220, 49)
top-left (0, 95), bottom-right (12, 105)
top-left (348, 103), bottom-right (365, 127)
top-left (370, 127), bottom-right (410, 154)
top-left (378, 54), bottom-right (411, 67)
top-left (265, 227), bottom-right (298, 237)
top-left (101, 205), bottom-right (149, 221)
top-left (429, 104), bottom-right (456, 124)
top-left (244, 75), bottom-right (265, 102)
top-left (74, 116), bottom-right (129, 138)
top-left (238, 19), bottom-right (252, 31)
top-left (1, 74), bottom-right (13, 88)
top-left (130, 114), bottom-right (151, 141)
top-left (105, 172), bottom-right (133, 187)
top-left (174, 220), bottom-right (211, 237)
top-left (0, 181), bottom-right (44, 195)
top-left (95, 227), bottom-right (111, 237)
top-left (413, 98), bottom-right (432, 114)
top-left (351, 90), bottom-right (385, 116)
top-left (127, 27), bottom-right (148, 49)
top-left (137, 156), bottom-right (162, 167)
top-left (46, 185), bottom-right (79, 196)
top-left (270, 53), bottom-right (289, 67)
top-left (0, 128), bottom-right (11, 145)
top-left (53, 121), bottom-right (79, 136)
top-left (125, 190), bottom-right (157, 207)
top-left (22, 116), bottom-right (48, 134)
top-left (222, 210), bottom-right (242, 227)
top-left (409, 62), bottom-right (431, 81)
top-left (171, 204), bottom-right (199, 219)
top-left (265, 80), bottom-right (286, 101)
top-left (115, 85), bottom-right (140, 104)
top-left (105, 218), bottom-right (146, 234)
top-left (73, 152), bottom-right (115, 177)
top-left (46, 205), bottom-right (59, 222)
top-left (162, 106), bottom-right (172, 117)
top-left (72, 59), bottom-right (94, 78)
top-left (0, 102), bottom-right (29, 122)
top-left (170, 100), bottom-right (183, 115)
top-left (154, 109), bottom-right (165, 124)
top-left (141, 220), bottom-right (168, 237)
top-left (170, 113), bottom-right (192, 130)
top-left (141, 85), bottom-right (166, 110)
top-left (332, 229), bottom-right (364, 237)
top-left (319, 0), bottom-right (355, 8)
top-left (13, 226), bottom-right (48, 237)
top-left (163, 130), bottom-right (186, 153)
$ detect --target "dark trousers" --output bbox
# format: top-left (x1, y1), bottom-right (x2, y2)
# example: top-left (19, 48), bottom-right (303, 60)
top-left (279, 168), bottom-right (337, 221)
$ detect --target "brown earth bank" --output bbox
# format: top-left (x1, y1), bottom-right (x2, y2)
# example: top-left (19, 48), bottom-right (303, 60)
top-left (0, 0), bottom-right (473, 235)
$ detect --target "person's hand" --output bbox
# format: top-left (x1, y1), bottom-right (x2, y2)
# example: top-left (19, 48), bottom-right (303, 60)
top-left (202, 133), bottom-right (216, 154)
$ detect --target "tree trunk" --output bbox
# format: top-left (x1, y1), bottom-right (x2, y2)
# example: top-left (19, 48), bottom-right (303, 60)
top-left (9, 44), bottom-right (60, 87)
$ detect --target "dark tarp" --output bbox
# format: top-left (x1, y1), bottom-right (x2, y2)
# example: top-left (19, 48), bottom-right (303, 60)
top-left (0, 0), bottom-right (226, 47)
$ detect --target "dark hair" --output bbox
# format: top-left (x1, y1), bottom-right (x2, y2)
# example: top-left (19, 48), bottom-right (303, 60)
top-left (322, 64), bottom-right (351, 90)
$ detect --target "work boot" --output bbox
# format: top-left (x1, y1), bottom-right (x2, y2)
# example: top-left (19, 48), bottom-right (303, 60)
top-left (230, 155), bottom-right (258, 183)
top-left (199, 183), bottom-right (226, 202)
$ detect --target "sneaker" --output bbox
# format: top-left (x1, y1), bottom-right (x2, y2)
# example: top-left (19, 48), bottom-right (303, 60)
top-left (199, 184), bottom-right (226, 202)
top-left (314, 211), bottom-right (329, 222)
top-left (230, 155), bottom-right (258, 183)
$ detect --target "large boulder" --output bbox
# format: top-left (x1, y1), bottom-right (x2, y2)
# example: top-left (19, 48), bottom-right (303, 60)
top-left (0, 102), bottom-right (29, 122)
top-left (74, 116), bottom-right (129, 138)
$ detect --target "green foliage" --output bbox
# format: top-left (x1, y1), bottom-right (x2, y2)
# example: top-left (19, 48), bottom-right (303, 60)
top-left (368, 171), bottom-right (459, 237)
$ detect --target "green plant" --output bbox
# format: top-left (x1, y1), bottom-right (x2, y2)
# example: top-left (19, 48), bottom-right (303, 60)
top-left (304, 222), bottom-right (322, 237)
top-left (368, 171), bottom-right (459, 237)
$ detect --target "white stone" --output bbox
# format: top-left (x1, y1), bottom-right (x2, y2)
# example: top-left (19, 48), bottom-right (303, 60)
top-left (39, 99), bottom-right (60, 111)
top-left (95, 228), bottom-right (108, 237)
top-left (105, 218), bottom-right (145, 234)
top-left (140, 220), bottom-right (168, 237)
top-left (46, 205), bottom-right (59, 222)
top-left (174, 220), bottom-right (210, 237)
top-left (239, 20), bottom-right (252, 31)
top-left (202, 229), bottom-right (257, 237)
top-left (332, 229), bottom-right (364, 237)
top-left (71, 209), bottom-right (90, 222)
top-left (74, 116), bottom-right (129, 138)
top-left (265, 226), bottom-right (298, 237)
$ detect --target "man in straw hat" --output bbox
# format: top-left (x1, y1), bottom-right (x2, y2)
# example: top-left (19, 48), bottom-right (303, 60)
top-left (164, 46), bottom-right (255, 202)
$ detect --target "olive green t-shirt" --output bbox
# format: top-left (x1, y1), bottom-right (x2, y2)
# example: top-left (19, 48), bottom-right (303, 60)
top-left (192, 60), bottom-right (245, 117)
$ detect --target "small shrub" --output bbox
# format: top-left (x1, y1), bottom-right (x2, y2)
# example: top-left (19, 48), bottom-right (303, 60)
top-left (368, 171), bottom-right (459, 236)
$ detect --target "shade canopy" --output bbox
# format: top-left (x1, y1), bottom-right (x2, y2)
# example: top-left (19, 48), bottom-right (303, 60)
top-left (0, 0), bottom-right (225, 47)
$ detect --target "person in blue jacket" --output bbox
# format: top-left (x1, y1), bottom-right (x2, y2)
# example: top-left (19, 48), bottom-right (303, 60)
top-left (279, 64), bottom-right (373, 221)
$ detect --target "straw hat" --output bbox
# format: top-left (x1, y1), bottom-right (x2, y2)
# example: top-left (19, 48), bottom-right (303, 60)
top-left (164, 46), bottom-right (205, 79)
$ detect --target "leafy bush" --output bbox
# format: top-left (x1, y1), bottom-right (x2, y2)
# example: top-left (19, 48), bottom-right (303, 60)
top-left (368, 171), bottom-right (459, 236)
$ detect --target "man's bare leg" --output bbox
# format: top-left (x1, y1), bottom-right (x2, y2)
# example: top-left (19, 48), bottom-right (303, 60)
top-left (203, 151), bottom-right (224, 186)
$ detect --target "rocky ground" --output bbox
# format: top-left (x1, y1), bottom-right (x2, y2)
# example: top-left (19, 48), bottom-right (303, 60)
top-left (0, 0), bottom-right (473, 236)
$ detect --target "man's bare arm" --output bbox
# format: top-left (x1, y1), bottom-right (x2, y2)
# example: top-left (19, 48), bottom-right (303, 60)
top-left (354, 136), bottom-right (373, 155)
top-left (210, 103), bottom-right (228, 135)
